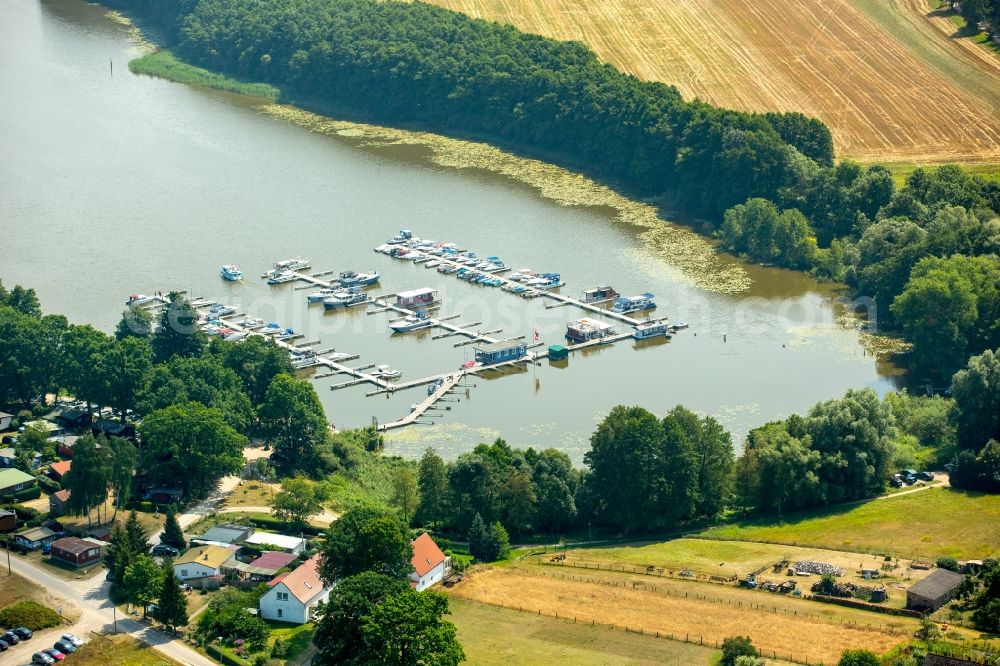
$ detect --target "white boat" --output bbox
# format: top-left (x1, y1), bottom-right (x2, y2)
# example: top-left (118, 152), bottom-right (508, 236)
top-left (425, 260), bottom-right (441, 268)
top-left (323, 290), bottom-right (371, 309)
top-left (371, 364), bottom-right (402, 379)
top-left (125, 294), bottom-right (159, 307)
top-left (208, 303), bottom-right (237, 317)
top-left (374, 244), bottom-right (391, 253)
top-left (223, 330), bottom-right (248, 342)
top-left (267, 271), bottom-right (298, 285)
top-left (273, 258), bottom-right (310, 272)
top-left (337, 270), bottom-right (380, 287)
top-left (611, 293), bottom-right (656, 314)
top-left (307, 288), bottom-right (339, 304)
top-left (239, 318), bottom-right (265, 328)
top-left (389, 310), bottom-right (432, 333)
top-left (220, 264), bottom-right (243, 281)
top-left (328, 351), bottom-right (354, 362)
top-left (507, 269), bottom-right (536, 282)
top-left (633, 320), bottom-right (671, 340)
top-left (671, 321), bottom-right (689, 330)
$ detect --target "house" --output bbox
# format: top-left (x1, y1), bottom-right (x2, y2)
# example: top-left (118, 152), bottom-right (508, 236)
top-left (50, 489), bottom-right (71, 516)
top-left (0, 509), bottom-right (16, 533)
top-left (56, 409), bottom-right (92, 429)
top-left (24, 420), bottom-right (64, 437)
top-left (194, 523), bottom-right (254, 546)
top-left (474, 340), bottom-right (528, 365)
top-left (409, 533), bottom-right (451, 592)
top-left (244, 532), bottom-right (306, 555)
top-left (223, 551), bottom-right (297, 582)
top-left (259, 555), bottom-right (331, 624)
top-left (173, 545), bottom-right (236, 581)
top-left (0, 448), bottom-right (42, 470)
top-left (142, 487), bottom-right (183, 504)
top-left (0, 468), bottom-right (37, 497)
top-left (56, 436), bottom-right (80, 458)
top-left (907, 568), bottom-right (965, 611)
top-left (0, 411), bottom-right (12, 431)
top-left (15, 526), bottom-right (58, 550)
top-left (48, 460), bottom-right (72, 482)
top-left (92, 419), bottom-right (135, 440)
top-left (50, 536), bottom-right (103, 569)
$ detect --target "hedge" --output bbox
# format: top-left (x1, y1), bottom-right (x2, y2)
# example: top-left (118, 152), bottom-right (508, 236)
top-left (0, 485), bottom-right (41, 503)
top-left (245, 514), bottom-right (323, 537)
top-left (206, 643), bottom-right (251, 666)
top-left (0, 601), bottom-right (62, 631)
top-left (35, 475), bottom-right (61, 493)
top-left (806, 594), bottom-right (923, 617)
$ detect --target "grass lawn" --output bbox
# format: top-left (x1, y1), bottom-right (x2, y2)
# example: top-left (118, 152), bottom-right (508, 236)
top-left (448, 598), bottom-right (735, 665)
top-left (265, 620), bottom-right (316, 664)
top-left (224, 480), bottom-right (277, 510)
top-left (698, 488), bottom-right (1000, 560)
top-left (72, 634), bottom-right (180, 666)
top-left (128, 50), bottom-right (280, 101)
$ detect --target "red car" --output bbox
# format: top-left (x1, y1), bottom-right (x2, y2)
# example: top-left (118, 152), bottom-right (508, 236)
top-left (43, 648), bottom-right (66, 661)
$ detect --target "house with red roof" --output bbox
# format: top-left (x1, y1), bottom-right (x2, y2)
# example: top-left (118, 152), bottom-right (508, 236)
top-left (50, 489), bottom-right (71, 516)
top-left (49, 460), bottom-right (72, 481)
top-left (259, 555), bottom-right (331, 624)
top-left (410, 533), bottom-right (451, 591)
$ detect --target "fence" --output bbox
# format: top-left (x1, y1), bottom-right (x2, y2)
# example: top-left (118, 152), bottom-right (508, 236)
top-left (543, 558), bottom-right (738, 584)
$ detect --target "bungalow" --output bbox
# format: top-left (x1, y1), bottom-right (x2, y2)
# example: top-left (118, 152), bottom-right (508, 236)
top-left (23, 420), bottom-right (64, 437)
top-left (173, 545), bottom-right (236, 581)
top-left (92, 419), bottom-right (135, 440)
top-left (195, 524), bottom-right (254, 546)
top-left (474, 340), bottom-right (528, 366)
top-left (50, 489), bottom-right (71, 517)
top-left (259, 555), bottom-right (331, 624)
top-left (49, 460), bottom-right (72, 482)
top-left (907, 568), bottom-right (965, 612)
top-left (223, 551), bottom-right (297, 583)
top-left (0, 467), bottom-right (37, 497)
top-left (56, 409), bottom-right (92, 429)
top-left (142, 487), bottom-right (183, 504)
top-left (0, 411), bottom-right (12, 431)
top-left (409, 533), bottom-right (451, 591)
top-left (244, 532), bottom-right (306, 555)
top-left (15, 526), bottom-right (58, 551)
top-left (0, 509), bottom-right (16, 533)
top-left (0, 448), bottom-right (42, 470)
top-left (56, 436), bottom-right (80, 458)
top-left (50, 536), bottom-right (103, 569)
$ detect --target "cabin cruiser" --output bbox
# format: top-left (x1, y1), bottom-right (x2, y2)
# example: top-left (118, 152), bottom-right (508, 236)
top-left (306, 288), bottom-right (339, 304)
top-left (388, 229), bottom-right (413, 244)
top-left (337, 270), bottom-right (380, 287)
top-left (267, 270), bottom-right (298, 285)
top-left (507, 269), bottom-right (537, 282)
top-left (125, 294), bottom-right (162, 307)
top-left (323, 289), bottom-right (371, 309)
top-left (220, 265), bottom-right (243, 281)
top-left (371, 364), bottom-right (402, 379)
top-left (611, 293), bottom-right (655, 314)
top-left (328, 351), bottom-right (354, 362)
top-left (223, 330), bottom-right (248, 342)
top-left (633, 319), bottom-right (672, 340)
top-left (273, 258), bottom-right (310, 272)
top-left (527, 273), bottom-right (563, 289)
top-left (389, 310), bottom-right (432, 333)
top-left (238, 318), bottom-right (265, 328)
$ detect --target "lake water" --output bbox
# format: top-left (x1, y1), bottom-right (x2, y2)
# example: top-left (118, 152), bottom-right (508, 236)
top-left (0, 0), bottom-right (901, 463)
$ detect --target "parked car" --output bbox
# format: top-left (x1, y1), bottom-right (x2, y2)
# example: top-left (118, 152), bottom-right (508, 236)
top-left (60, 634), bottom-right (84, 647)
top-left (42, 543), bottom-right (52, 555)
top-left (43, 648), bottom-right (65, 661)
top-left (889, 476), bottom-right (903, 488)
top-left (917, 471), bottom-right (934, 481)
top-left (2, 631), bottom-right (20, 645)
top-left (0, 638), bottom-right (9, 651)
top-left (13, 627), bottom-right (33, 639)
top-left (32, 653), bottom-right (55, 666)
top-left (54, 640), bottom-right (76, 654)
top-left (152, 544), bottom-right (179, 557)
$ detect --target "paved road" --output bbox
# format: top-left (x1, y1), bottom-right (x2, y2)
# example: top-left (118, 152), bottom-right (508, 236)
top-left (7, 556), bottom-right (215, 666)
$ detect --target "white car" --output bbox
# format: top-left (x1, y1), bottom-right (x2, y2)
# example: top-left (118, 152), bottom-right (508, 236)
top-left (61, 634), bottom-right (84, 647)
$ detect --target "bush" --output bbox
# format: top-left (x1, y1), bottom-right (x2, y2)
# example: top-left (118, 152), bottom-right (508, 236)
top-left (0, 601), bottom-right (62, 631)
top-left (0, 485), bottom-right (41, 503)
top-left (936, 556), bottom-right (960, 572)
top-left (721, 636), bottom-right (758, 666)
top-left (271, 638), bottom-right (289, 658)
top-left (35, 475), bottom-right (61, 494)
top-left (838, 649), bottom-right (880, 666)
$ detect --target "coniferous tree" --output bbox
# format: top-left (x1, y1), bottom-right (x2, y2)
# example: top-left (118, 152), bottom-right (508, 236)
top-left (155, 561), bottom-right (189, 633)
top-left (161, 506), bottom-right (186, 550)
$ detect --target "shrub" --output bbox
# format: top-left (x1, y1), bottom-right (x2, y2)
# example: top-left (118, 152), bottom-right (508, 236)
top-left (838, 649), bottom-right (880, 666)
top-left (721, 636), bottom-right (758, 666)
top-left (271, 638), bottom-right (288, 658)
top-left (0, 600), bottom-right (61, 631)
top-left (0, 485), bottom-right (41, 503)
top-left (936, 556), bottom-right (960, 571)
top-left (35, 475), bottom-right (61, 494)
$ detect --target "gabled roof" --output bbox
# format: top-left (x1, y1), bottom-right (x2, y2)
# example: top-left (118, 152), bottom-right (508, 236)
top-left (50, 460), bottom-right (72, 477)
top-left (17, 526), bottom-right (55, 542)
top-left (908, 568), bottom-right (965, 598)
top-left (51, 536), bottom-right (97, 555)
top-left (274, 555), bottom-right (325, 603)
top-left (252, 551), bottom-right (297, 572)
top-left (200, 524), bottom-right (252, 544)
top-left (52, 489), bottom-right (71, 502)
top-left (411, 533), bottom-right (446, 578)
top-left (174, 545), bottom-right (234, 569)
top-left (0, 468), bottom-right (35, 487)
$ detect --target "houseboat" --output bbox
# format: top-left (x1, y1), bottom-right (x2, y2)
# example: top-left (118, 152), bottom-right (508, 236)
top-left (565, 318), bottom-right (617, 343)
top-left (220, 265), bottom-right (243, 281)
top-left (337, 270), bottom-right (380, 287)
top-left (611, 293), bottom-right (655, 314)
top-left (474, 340), bottom-right (528, 365)
top-left (396, 288), bottom-right (438, 309)
top-left (581, 285), bottom-right (619, 304)
top-left (389, 310), bottom-right (432, 333)
top-left (273, 258), bottom-right (310, 272)
top-left (323, 289), bottom-right (371, 309)
top-left (632, 319), bottom-right (672, 340)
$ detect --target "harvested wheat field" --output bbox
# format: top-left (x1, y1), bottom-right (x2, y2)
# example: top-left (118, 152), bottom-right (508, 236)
top-left (426, 0), bottom-right (1000, 163)
top-left (448, 566), bottom-right (909, 664)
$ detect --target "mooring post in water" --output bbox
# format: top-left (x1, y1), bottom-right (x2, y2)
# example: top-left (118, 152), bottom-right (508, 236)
top-left (109, 58), bottom-right (113, 77)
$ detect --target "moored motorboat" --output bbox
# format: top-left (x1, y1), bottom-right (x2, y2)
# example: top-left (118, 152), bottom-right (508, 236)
top-left (208, 303), bottom-right (236, 317)
top-left (323, 289), bottom-right (372, 309)
top-left (306, 288), bottom-right (339, 304)
top-left (125, 294), bottom-right (160, 307)
top-left (220, 264), bottom-right (243, 281)
top-left (611, 293), bottom-right (655, 314)
top-left (337, 270), bottom-right (380, 287)
top-left (371, 364), bottom-right (402, 379)
top-left (389, 310), bottom-right (432, 333)
top-left (273, 257), bottom-right (310, 272)
top-left (267, 270), bottom-right (298, 285)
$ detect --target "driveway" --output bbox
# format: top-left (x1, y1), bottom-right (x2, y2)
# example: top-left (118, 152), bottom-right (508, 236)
top-left (7, 556), bottom-right (215, 666)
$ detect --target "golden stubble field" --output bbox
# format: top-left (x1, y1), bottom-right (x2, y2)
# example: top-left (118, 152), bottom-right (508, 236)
top-left (425, 0), bottom-right (1000, 163)
top-left (448, 565), bottom-right (913, 664)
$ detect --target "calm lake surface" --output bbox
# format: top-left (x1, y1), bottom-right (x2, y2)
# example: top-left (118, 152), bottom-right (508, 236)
top-left (0, 0), bottom-right (902, 463)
